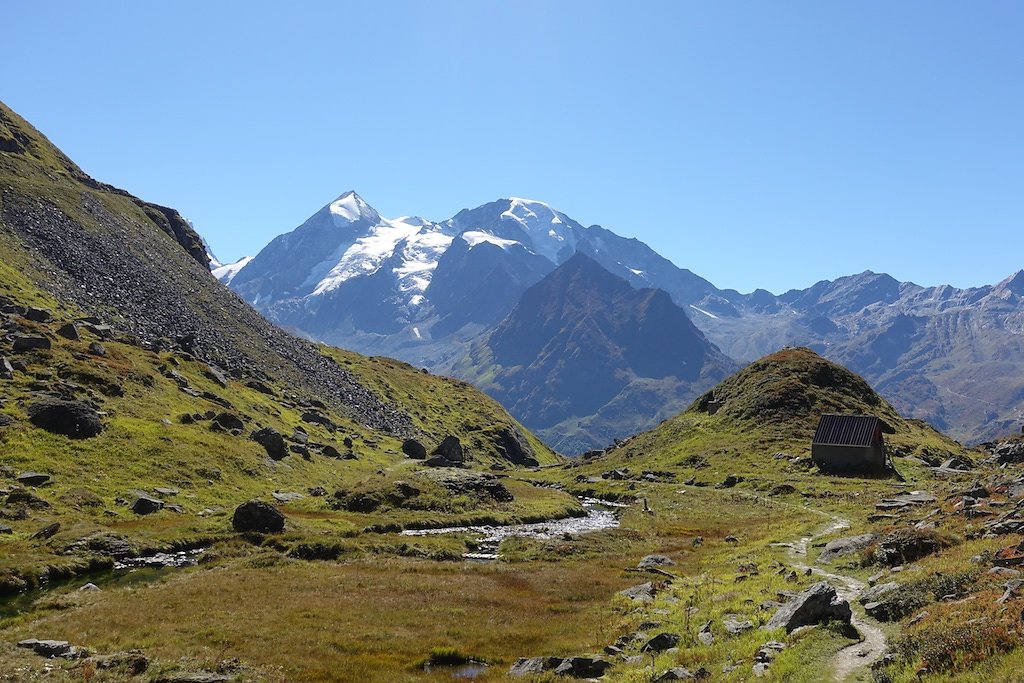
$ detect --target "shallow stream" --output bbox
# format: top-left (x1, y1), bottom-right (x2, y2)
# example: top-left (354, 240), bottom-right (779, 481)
top-left (401, 497), bottom-right (623, 560)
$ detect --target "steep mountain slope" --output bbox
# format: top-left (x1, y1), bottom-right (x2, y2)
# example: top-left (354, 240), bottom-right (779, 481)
top-left (451, 254), bottom-right (737, 454)
top-left (0, 100), bottom-right (561, 597)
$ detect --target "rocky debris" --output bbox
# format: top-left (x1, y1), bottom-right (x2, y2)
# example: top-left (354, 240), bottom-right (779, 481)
top-left (55, 322), bottom-right (80, 340)
top-left (508, 657), bottom-right (562, 676)
top-left (619, 582), bottom-right (659, 602)
top-left (232, 500), bottom-right (285, 533)
top-left (434, 435), bottom-right (465, 463)
top-left (817, 533), bottom-right (876, 564)
top-left (17, 639), bottom-right (85, 659)
top-left (13, 334), bottom-right (51, 352)
top-left (27, 398), bottom-right (103, 438)
top-left (250, 427), bottom-right (288, 460)
top-left (642, 632), bottom-right (680, 652)
top-left (419, 470), bottom-right (513, 502)
top-left (16, 471), bottom-right (51, 487)
top-left (763, 582), bottom-right (852, 633)
top-left (754, 641), bottom-right (786, 663)
top-left (983, 438), bottom-right (1024, 465)
top-left (131, 495), bottom-right (164, 515)
top-left (402, 438), bottom-right (427, 459)
top-left (638, 554), bottom-right (676, 571)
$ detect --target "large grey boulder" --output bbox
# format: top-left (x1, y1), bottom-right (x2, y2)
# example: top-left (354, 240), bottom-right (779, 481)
top-left (131, 495), bottom-right (164, 515)
top-left (434, 435), bottom-right (465, 462)
top-left (251, 427), bottom-right (288, 460)
top-left (764, 582), bottom-right (852, 633)
top-left (401, 438), bottom-right (427, 459)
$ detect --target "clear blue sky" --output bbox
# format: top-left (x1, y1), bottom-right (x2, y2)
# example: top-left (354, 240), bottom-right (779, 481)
top-left (5, 1), bottom-right (1023, 294)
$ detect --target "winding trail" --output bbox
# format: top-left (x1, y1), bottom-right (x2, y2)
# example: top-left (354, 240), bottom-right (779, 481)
top-left (784, 513), bottom-right (888, 682)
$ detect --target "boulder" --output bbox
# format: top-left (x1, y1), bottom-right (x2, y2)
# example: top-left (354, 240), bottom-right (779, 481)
top-left (434, 435), bottom-right (465, 462)
top-left (656, 669), bottom-right (697, 681)
top-left (12, 335), bottom-right (51, 352)
top-left (858, 582), bottom-right (899, 605)
top-left (491, 426), bottom-right (539, 466)
top-left (873, 529), bottom-right (946, 566)
top-left (24, 307), bottom-right (52, 322)
top-left (232, 500), bottom-right (285, 533)
top-left (203, 364), bottom-right (229, 388)
top-left (30, 522), bottom-right (60, 540)
top-left (211, 412), bottom-right (244, 431)
top-left (402, 438), bottom-right (427, 459)
top-left (717, 474), bottom-right (743, 488)
top-left (131, 495), bottom-right (164, 515)
top-left (7, 488), bottom-right (50, 509)
top-left (91, 650), bottom-right (149, 674)
top-left (764, 582), bottom-right (852, 633)
top-left (27, 399), bottom-right (103, 438)
top-left (55, 323), bottom-right (80, 341)
top-left (642, 632), bottom-right (680, 652)
top-left (16, 472), bottom-right (51, 487)
top-left (0, 524), bottom-right (12, 534)
top-left (723, 617), bottom-right (754, 634)
top-left (817, 534), bottom-right (876, 564)
top-left (250, 427), bottom-right (288, 460)
top-left (0, 356), bottom-right (13, 379)
top-left (553, 657), bottom-right (612, 678)
top-left (88, 342), bottom-right (107, 357)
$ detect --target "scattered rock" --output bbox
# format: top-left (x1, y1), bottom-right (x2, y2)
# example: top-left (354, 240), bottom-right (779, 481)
top-left (0, 356), bottom-right (14, 379)
top-left (764, 582), bottom-right (852, 633)
top-left (272, 491), bottom-right (304, 503)
top-left (151, 674), bottom-right (230, 683)
top-left (402, 438), bottom-right (428, 459)
top-left (723, 616), bottom-right (754, 634)
top-left (0, 524), bottom-right (11, 534)
top-left (211, 412), bottom-right (244, 431)
top-left (203, 364), bottom-right (229, 388)
top-left (817, 533), bottom-right (876, 564)
top-left (697, 620), bottom-right (714, 645)
top-left (508, 657), bottom-right (561, 676)
top-left (873, 529), bottom-right (946, 566)
top-left (154, 487), bottom-right (179, 497)
top-left (859, 582), bottom-right (900, 605)
top-left (16, 471), bottom-right (51, 487)
top-left (7, 488), bottom-right (50, 508)
top-left (717, 474), bottom-right (743, 488)
top-left (27, 398), bottom-right (103, 438)
top-left (232, 500), bottom-right (285, 533)
top-left (656, 668), bottom-right (697, 681)
top-left (24, 307), bottom-right (52, 322)
top-left (17, 639), bottom-right (82, 658)
top-left (88, 341), bottom-right (107, 356)
top-left (131, 495), bottom-right (164, 515)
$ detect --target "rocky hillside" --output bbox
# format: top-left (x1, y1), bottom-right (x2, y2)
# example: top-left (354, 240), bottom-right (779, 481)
top-left (0, 100), bottom-right (562, 596)
top-left (451, 253), bottom-right (736, 454)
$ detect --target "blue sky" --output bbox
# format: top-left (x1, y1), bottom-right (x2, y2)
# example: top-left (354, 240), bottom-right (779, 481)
top-left (5, 1), bottom-right (1022, 294)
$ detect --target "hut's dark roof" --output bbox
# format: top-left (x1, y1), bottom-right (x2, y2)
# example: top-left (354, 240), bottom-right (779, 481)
top-left (812, 414), bottom-right (881, 447)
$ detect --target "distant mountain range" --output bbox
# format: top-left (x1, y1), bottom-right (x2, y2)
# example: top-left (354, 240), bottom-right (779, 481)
top-left (218, 191), bottom-right (1024, 450)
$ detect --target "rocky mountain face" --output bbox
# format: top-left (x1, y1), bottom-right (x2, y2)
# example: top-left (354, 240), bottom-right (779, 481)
top-left (450, 254), bottom-right (736, 454)
top-left (221, 193), bottom-right (1022, 448)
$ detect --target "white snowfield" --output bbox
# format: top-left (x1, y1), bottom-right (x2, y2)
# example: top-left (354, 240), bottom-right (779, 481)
top-left (212, 256), bottom-right (253, 284)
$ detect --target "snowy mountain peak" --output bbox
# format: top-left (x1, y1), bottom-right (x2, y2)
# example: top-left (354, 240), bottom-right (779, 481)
top-left (500, 197), bottom-right (577, 262)
top-left (213, 256), bottom-right (253, 285)
top-left (329, 191), bottom-right (379, 225)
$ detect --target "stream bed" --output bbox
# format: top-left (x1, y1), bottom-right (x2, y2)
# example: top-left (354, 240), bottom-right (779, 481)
top-left (401, 497), bottom-right (623, 560)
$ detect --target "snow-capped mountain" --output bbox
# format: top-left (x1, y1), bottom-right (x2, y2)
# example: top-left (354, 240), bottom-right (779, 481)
top-left (221, 190), bottom-right (1024, 448)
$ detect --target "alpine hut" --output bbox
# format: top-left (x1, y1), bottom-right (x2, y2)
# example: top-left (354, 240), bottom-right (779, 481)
top-left (811, 414), bottom-right (888, 473)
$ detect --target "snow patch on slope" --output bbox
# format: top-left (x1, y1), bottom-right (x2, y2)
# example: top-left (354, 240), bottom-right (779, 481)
top-left (461, 231), bottom-right (519, 250)
top-left (329, 191), bottom-right (379, 225)
top-left (213, 256), bottom-right (253, 284)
